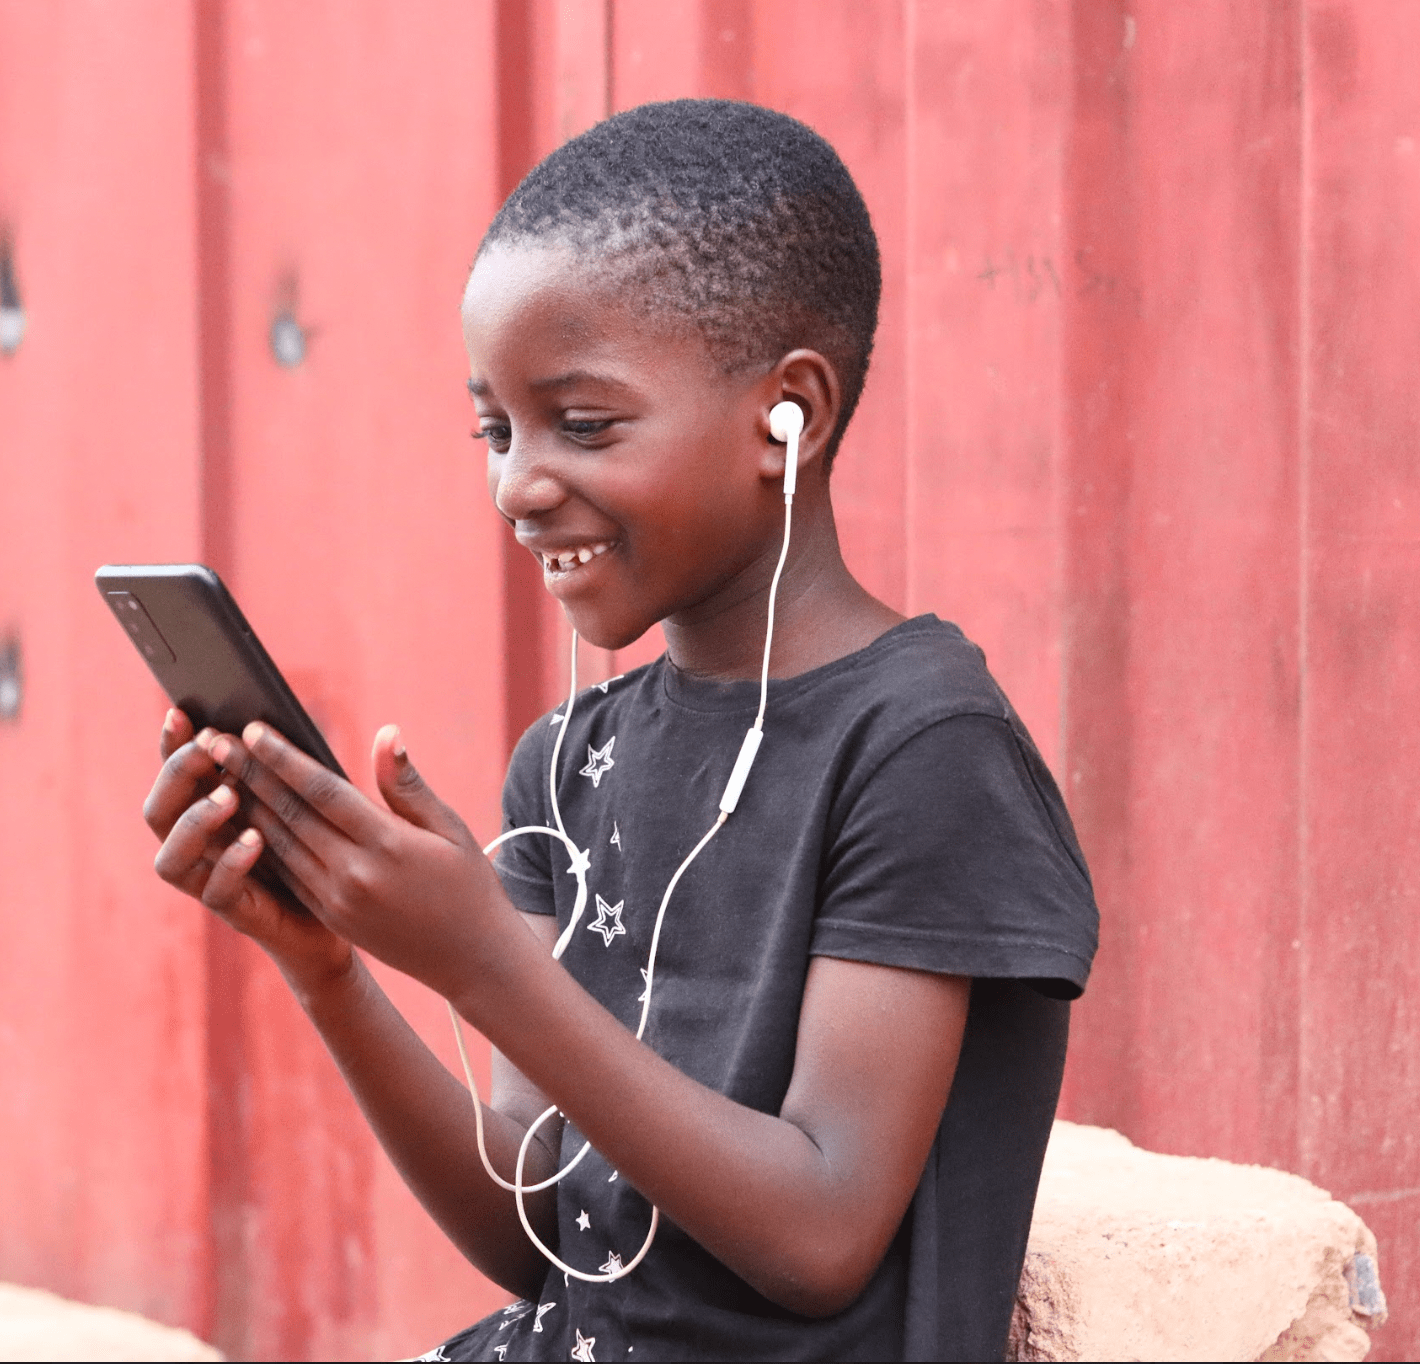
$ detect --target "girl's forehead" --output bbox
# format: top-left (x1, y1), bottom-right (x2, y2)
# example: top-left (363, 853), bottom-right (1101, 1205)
top-left (462, 243), bottom-right (716, 384)
top-left (466, 246), bottom-right (625, 347)
top-left (464, 243), bottom-right (618, 325)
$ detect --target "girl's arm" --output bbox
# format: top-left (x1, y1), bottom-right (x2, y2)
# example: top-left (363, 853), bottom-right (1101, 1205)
top-left (467, 929), bottom-right (968, 1317)
top-left (288, 928), bottom-right (566, 1300)
top-left (144, 713), bottom-right (561, 1300)
top-left (187, 720), bottom-right (970, 1318)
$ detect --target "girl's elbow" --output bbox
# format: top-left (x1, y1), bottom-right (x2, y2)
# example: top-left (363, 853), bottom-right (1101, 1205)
top-left (762, 1240), bottom-right (880, 1319)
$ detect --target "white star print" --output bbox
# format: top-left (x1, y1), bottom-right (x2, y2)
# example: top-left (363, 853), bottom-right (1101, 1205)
top-left (550, 710), bottom-right (565, 726)
top-left (610, 821), bottom-right (621, 850)
top-left (636, 968), bottom-right (651, 1004)
top-left (566, 845), bottom-right (591, 878)
top-left (533, 1302), bottom-right (556, 1332)
top-left (494, 1347), bottom-right (507, 1361)
top-left (599, 1252), bottom-right (624, 1277)
top-left (576, 1209), bottom-right (591, 1231)
top-left (579, 737), bottom-right (616, 787)
top-left (587, 895), bottom-right (625, 947)
top-left (499, 1302), bottom-right (533, 1329)
top-left (571, 1329), bottom-right (597, 1362)
top-left (593, 674), bottom-right (624, 694)
top-left (608, 1169), bottom-right (619, 1182)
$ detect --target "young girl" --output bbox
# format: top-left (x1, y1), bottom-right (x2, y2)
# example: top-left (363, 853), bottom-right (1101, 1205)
top-left (144, 100), bottom-right (1097, 1362)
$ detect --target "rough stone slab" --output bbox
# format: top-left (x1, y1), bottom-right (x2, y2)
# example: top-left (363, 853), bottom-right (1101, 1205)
top-left (1010, 1122), bottom-right (1387, 1362)
top-left (0, 1284), bottom-right (221, 1362)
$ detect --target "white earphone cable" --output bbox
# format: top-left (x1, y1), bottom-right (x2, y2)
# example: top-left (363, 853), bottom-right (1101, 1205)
top-left (755, 495), bottom-right (792, 732)
top-left (445, 457), bottom-right (796, 1285)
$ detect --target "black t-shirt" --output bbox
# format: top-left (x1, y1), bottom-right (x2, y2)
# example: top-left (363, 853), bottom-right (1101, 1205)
top-left (432, 616), bottom-right (1098, 1363)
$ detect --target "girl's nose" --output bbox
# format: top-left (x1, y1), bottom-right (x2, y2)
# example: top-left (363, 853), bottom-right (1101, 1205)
top-left (490, 439), bottom-right (565, 522)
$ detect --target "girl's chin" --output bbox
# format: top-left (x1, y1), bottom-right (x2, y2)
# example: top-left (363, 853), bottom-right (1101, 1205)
top-left (557, 602), bottom-right (660, 654)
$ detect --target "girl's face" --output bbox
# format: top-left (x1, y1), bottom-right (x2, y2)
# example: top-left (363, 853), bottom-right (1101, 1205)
top-left (462, 244), bottom-right (787, 652)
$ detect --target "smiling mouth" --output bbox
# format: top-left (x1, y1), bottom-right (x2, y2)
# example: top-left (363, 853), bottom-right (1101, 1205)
top-left (540, 541), bottom-right (615, 576)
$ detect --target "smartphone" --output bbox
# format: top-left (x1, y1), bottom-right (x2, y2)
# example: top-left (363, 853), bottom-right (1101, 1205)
top-left (95, 563), bottom-right (346, 778)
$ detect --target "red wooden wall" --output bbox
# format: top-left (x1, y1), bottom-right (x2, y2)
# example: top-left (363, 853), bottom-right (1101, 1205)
top-left (0, 2), bottom-right (1416, 1359)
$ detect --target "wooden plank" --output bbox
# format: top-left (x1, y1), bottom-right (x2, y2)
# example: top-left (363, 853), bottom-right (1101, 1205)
top-left (0, 0), bottom-right (210, 1334)
top-left (1302, 4), bottom-right (1420, 1357)
top-left (752, 0), bottom-right (910, 623)
top-left (1059, 2), bottom-right (1306, 1174)
top-left (206, 0), bottom-right (509, 1354)
top-left (902, 0), bottom-right (1070, 762)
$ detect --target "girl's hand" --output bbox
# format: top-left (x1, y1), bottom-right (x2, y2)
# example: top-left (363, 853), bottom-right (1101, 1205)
top-left (144, 708), bottom-right (354, 993)
top-left (199, 721), bottom-right (514, 999)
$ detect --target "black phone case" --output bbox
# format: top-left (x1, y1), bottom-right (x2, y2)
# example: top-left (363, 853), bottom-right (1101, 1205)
top-left (95, 563), bottom-right (347, 778)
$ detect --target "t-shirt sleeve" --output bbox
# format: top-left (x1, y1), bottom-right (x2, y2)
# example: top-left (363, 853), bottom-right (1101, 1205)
top-left (812, 714), bottom-right (1098, 999)
top-left (492, 717), bottom-right (558, 916)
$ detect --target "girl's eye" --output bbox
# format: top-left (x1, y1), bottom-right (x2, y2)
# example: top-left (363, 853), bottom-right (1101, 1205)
top-left (563, 419), bottom-right (613, 442)
top-left (472, 422), bottom-right (512, 450)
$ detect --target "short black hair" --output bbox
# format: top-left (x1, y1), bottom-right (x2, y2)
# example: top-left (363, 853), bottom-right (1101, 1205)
top-left (480, 99), bottom-right (881, 466)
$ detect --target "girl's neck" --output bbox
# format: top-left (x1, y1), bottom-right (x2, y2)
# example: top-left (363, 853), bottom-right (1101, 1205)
top-left (660, 503), bottom-right (905, 683)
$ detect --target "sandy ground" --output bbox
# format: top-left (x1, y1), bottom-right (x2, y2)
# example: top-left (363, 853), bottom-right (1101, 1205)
top-left (0, 1284), bottom-right (221, 1362)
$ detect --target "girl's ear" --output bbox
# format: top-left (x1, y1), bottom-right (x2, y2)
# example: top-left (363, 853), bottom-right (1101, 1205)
top-left (758, 349), bottom-right (843, 487)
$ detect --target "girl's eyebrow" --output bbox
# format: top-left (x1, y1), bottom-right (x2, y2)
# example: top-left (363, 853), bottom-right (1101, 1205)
top-left (529, 369), bottom-right (634, 395)
top-left (465, 371), bottom-right (636, 400)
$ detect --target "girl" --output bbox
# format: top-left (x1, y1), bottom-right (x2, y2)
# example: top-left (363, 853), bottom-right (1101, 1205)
top-left (144, 100), bottom-right (1097, 1362)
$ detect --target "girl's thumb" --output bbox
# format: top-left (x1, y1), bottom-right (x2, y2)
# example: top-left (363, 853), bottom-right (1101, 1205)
top-left (372, 725), bottom-right (470, 844)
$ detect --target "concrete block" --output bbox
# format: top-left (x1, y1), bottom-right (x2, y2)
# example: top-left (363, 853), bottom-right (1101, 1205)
top-left (1009, 1122), bottom-right (1388, 1362)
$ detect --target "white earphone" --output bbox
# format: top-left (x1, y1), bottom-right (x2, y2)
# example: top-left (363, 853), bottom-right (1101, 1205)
top-left (769, 399), bottom-right (804, 495)
top-left (446, 396), bottom-right (807, 1284)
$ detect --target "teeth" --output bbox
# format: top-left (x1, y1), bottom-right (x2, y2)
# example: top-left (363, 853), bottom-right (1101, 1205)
top-left (543, 542), bottom-right (614, 572)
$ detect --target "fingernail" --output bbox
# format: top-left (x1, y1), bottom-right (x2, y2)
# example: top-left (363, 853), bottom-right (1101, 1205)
top-left (209, 784), bottom-right (236, 808)
top-left (163, 709), bottom-right (179, 733)
top-left (392, 728), bottom-right (406, 760)
top-left (238, 827), bottom-right (261, 847)
top-left (195, 728), bottom-right (217, 752)
top-left (210, 738), bottom-right (232, 766)
top-left (243, 722), bottom-right (266, 748)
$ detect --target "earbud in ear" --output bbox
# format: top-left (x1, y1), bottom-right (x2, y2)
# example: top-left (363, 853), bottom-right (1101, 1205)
top-left (769, 401), bottom-right (805, 496)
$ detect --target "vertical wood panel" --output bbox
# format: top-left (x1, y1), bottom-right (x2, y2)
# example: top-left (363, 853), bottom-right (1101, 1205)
top-left (752, 0), bottom-right (910, 621)
top-left (0, 0), bottom-right (209, 1332)
top-left (210, 1), bottom-right (508, 1354)
top-left (612, 0), bottom-right (704, 105)
top-left (1303, 4), bottom-right (1420, 1357)
top-left (1051, 0), bottom-right (1141, 1128)
top-left (516, 0), bottom-right (623, 717)
top-left (903, 0), bottom-right (1069, 762)
top-left (1061, 2), bottom-right (1307, 1172)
